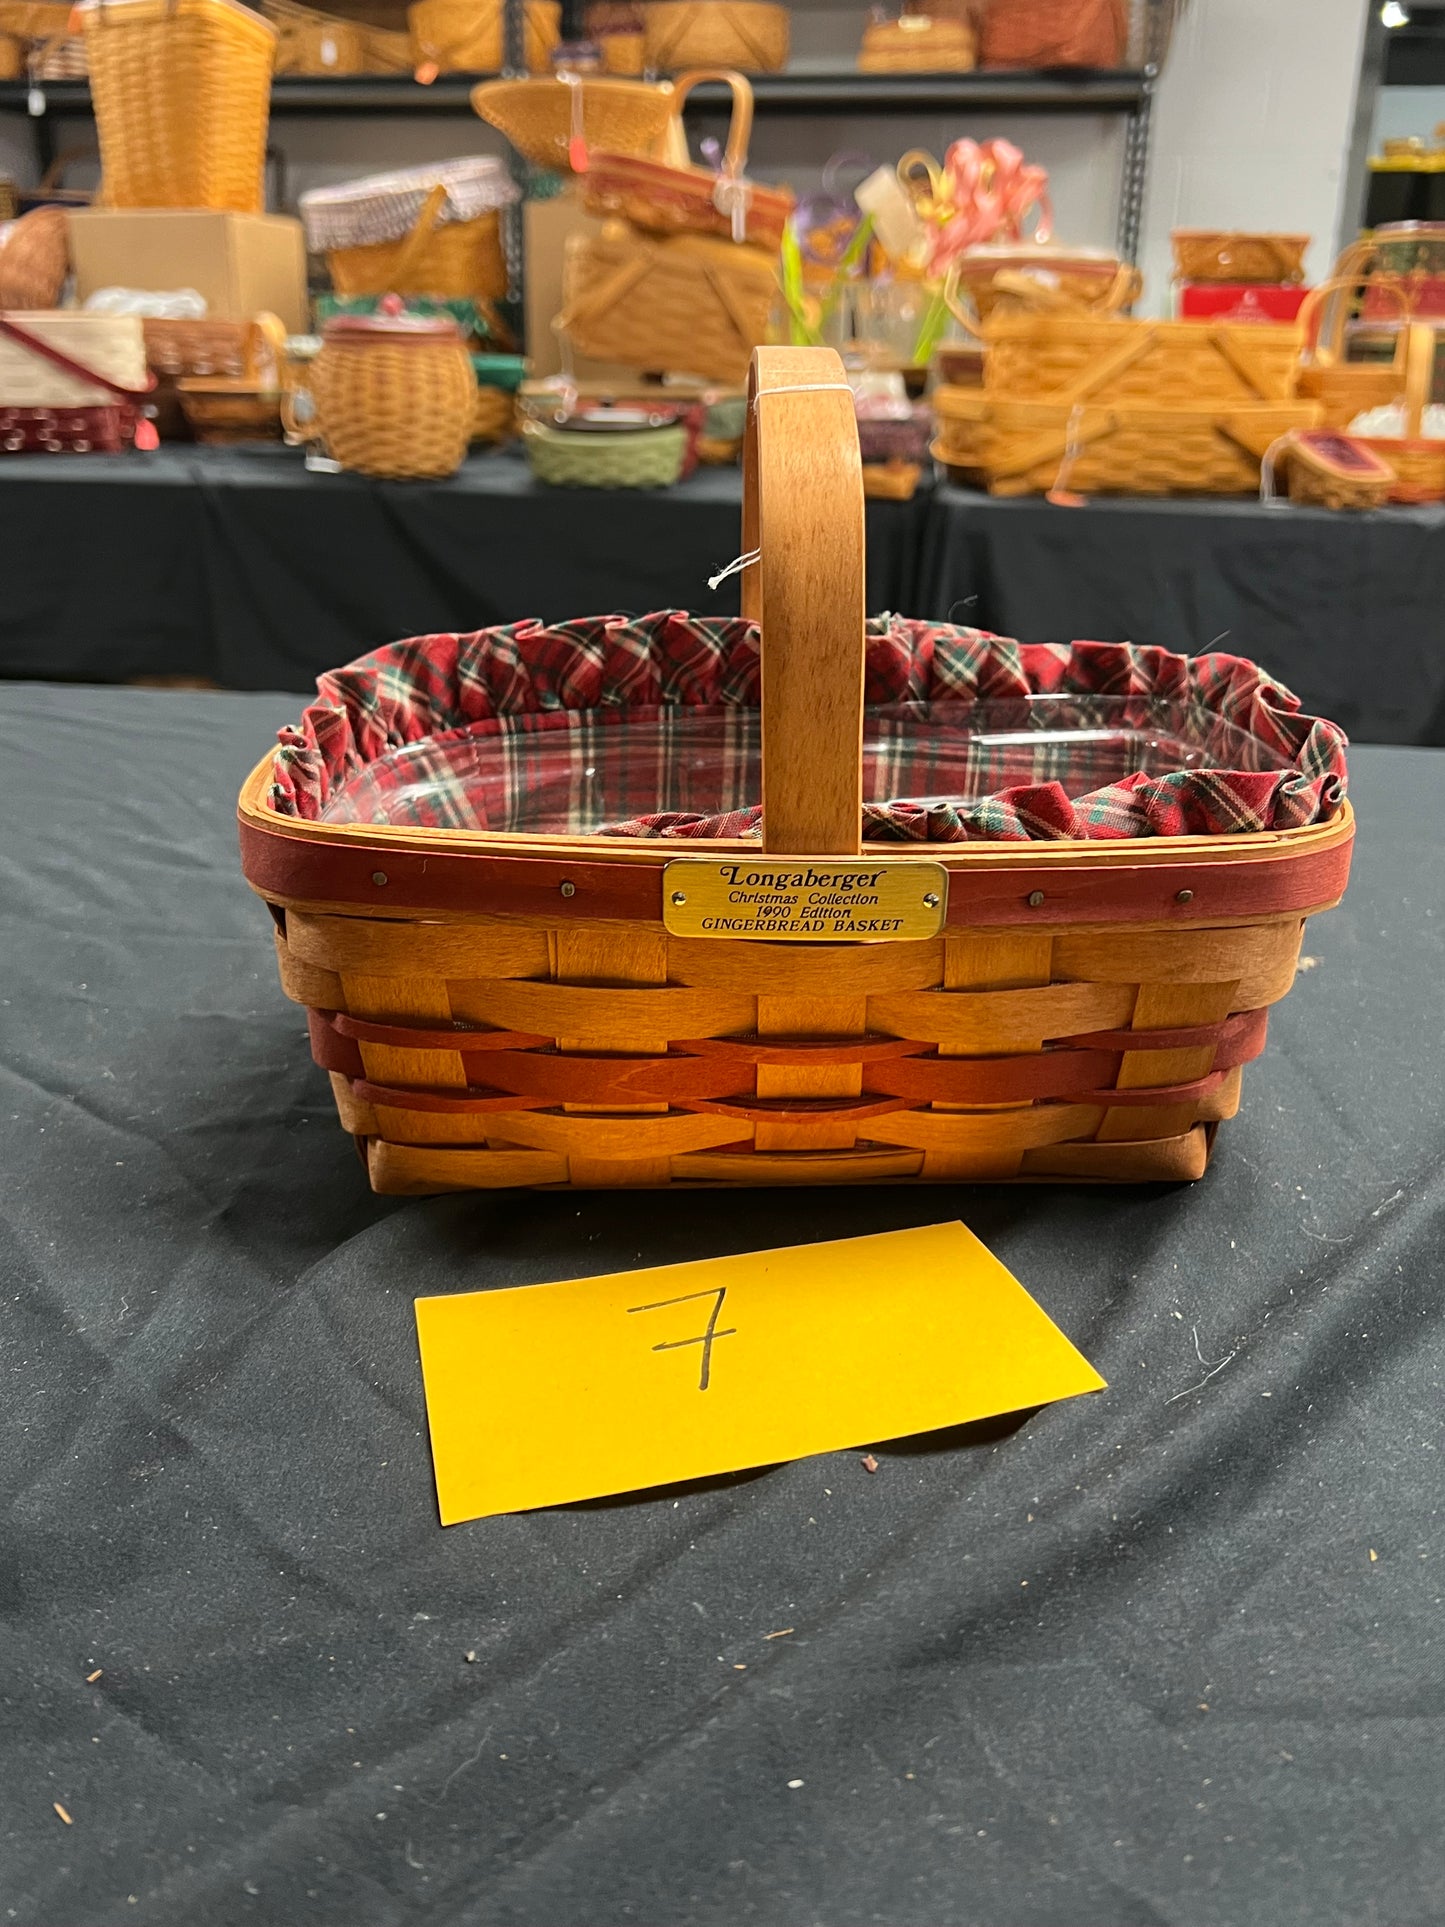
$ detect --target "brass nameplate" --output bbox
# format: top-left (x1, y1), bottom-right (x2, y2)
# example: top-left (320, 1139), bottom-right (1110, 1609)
top-left (662, 859), bottom-right (948, 943)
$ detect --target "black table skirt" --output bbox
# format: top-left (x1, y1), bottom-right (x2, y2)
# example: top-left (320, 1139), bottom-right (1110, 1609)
top-left (2, 682), bottom-right (1442, 1927)
top-left (2, 445), bottom-right (1443, 744)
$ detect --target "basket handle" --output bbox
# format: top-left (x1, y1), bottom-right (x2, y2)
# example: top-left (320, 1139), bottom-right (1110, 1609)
top-left (386, 182), bottom-right (449, 290)
top-left (741, 345), bottom-right (865, 856)
top-left (245, 310), bottom-right (289, 391)
top-left (1296, 260), bottom-right (1403, 369)
top-left (666, 68), bottom-right (753, 177)
top-left (1403, 320), bottom-right (1435, 439)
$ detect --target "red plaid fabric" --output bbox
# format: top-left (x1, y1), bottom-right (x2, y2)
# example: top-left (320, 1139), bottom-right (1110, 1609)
top-left (268, 614), bottom-right (1349, 842)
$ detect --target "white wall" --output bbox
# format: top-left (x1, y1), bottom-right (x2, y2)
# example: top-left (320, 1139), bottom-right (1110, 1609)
top-left (1137, 0), bottom-right (1369, 311)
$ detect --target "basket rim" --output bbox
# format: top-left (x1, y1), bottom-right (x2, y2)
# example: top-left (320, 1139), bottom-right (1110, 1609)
top-left (239, 753), bottom-right (1354, 929)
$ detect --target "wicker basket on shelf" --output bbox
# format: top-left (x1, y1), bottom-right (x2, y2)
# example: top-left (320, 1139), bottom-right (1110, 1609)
top-left (1171, 230), bottom-right (1311, 285)
top-left (302, 163), bottom-right (517, 304)
top-left (471, 74), bottom-right (674, 172)
top-left (1293, 275), bottom-right (1416, 429)
top-left (408, 0), bottom-right (558, 75)
top-left (642, 0), bottom-right (786, 70)
top-left (558, 219), bottom-right (777, 383)
top-left (78, 0), bottom-right (276, 213)
top-left (1351, 321), bottom-right (1445, 504)
top-left (859, 14), bottom-right (976, 72)
top-left (979, 0), bottom-right (1125, 68)
top-left (238, 343), bottom-right (1354, 1196)
top-left (262, 0), bottom-right (366, 73)
top-left (0, 29), bottom-right (21, 72)
top-left (583, 69), bottom-right (794, 253)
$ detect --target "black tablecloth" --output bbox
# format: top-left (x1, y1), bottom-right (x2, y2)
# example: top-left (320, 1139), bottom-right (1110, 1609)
top-left (2, 448), bottom-right (1442, 744)
top-left (917, 487), bottom-right (1445, 747)
top-left (3, 684), bottom-right (1441, 1927)
top-left (0, 445), bottom-right (926, 693)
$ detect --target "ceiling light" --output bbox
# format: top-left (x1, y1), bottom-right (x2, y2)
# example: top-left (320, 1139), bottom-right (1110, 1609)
top-left (1381, 2), bottom-right (1410, 28)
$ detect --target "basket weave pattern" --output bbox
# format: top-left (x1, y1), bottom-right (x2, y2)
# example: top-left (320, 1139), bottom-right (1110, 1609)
top-left (408, 0), bottom-right (557, 72)
top-left (82, 0), bottom-right (276, 213)
top-left (859, 16), bottom-right (976, 71)
top-left (523, 418), bottom-right (688, 485)
top-left (984, 315), bottom-right (1303, 406)
top-left (471, 76), bottom-right (675, 172)
top-left (1171, 231), bottom-right (1310, 285)
top-left (560, 224), bottom-right (777, 383)
top-left (310, 335), bottom-right (475, 479)
top-left (327, 216), bottom-right (507, 302)
top-left (642, 0), bottom-right (787, 70)
top-left (270, 909), bottom-right (1317, 1193)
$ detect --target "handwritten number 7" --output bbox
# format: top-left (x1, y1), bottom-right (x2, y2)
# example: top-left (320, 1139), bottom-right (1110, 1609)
top-left (626, 1286), bottom-right (737, 1392)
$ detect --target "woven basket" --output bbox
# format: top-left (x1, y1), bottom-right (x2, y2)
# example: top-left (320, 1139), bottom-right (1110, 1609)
top-left (559, 219), bottom-right (777, 382)
top-left (272, 11), bottom-right (364, 71)
top-left (32, 31), bottom-right (87, 72)
top-left (523, 416), bottom-right (688, 485)
top-left (1352, 320), bottom-right (1445, 503)
top-left (292, 310), bottom-right (476, 480)
top-left (979, 0), bottom-right (1125, 68)
top-left (360, 23), bottom-right (412, 69)
top-left (1294, 274), bottom-right (1416, 429)
top-left (472, 74), bottom-right (673, 172)
top-left (0, 308), bottom-right (147, 405)
top-left (79, 0), bottom-right (275, 214)
top-left (642, 0), bottom-right (786, 71)
top-left (1172, 230), bottom-right (1311, 286)
top-left (583, 69), bottom-right (793, 253)
top-left (0, 29), bottom-right (21, 72)
top-left (177, 379), bottom-right (282, 442)
top-left (598, 28), bottom-right (643, 70)
top-left (304, 168), bottom-right (515, 304)
top-left (948, 249), bottom-right (1138, 324)
top-left (859, 15), bottom-right (976, 72)
top-left (0, 205), bottom-right (69, 308)
top-left (983, 312), bottom-right (1303, 406)
top-left (408, 0), bottom-right (557, 74)
top-left (1274, 430), bottom-right (1396, 511)
top-left (472, 382), bottom-right (515, 443)
top-left (936, 387), bottom-right (1323, 497)
top-left (238, 343), bottom-right (1353, 1195)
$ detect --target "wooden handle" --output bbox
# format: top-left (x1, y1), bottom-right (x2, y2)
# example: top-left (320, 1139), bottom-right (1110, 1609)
top-left (668, 67), bottom-right (753, 175)
top-left (742, 345), bottom-right (865, 856)
top-left (1403, 321), bottom-right (1435, 439)
top-left (246, 310), bottom-right (288, 391)
top-left (388, 182), bottom-right (449, 288)
top-left (1297, 258), bottom-right (1400, 368)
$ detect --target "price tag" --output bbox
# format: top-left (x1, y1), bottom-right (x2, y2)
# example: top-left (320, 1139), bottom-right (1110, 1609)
top-left (415, 1223), bottom-right (1105, 1524)
top-left (662, 857), bottom-right (947, 943)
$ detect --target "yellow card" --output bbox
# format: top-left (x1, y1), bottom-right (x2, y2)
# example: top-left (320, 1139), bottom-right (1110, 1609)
top-left (414, 1222), bottom-right (1106, 1524)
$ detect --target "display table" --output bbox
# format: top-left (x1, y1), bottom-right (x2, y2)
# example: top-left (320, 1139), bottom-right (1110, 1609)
top-left (1, 448), bottom-right (1442, 742)
top-left (3, 682), bottom-right (1439, 1927)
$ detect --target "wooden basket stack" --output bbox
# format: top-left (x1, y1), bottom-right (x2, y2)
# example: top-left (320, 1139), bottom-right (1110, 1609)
top-left (558, 67), bottom-right (781, 386)
top-left (934, 311), bottom-right (1321, 497)
top-left (238, 345), bottom-right (1354, 1197)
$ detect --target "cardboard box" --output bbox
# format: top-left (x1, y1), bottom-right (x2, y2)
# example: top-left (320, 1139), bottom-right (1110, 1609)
top-left (68, 211), bottom-right (309, 333)
top-left (525, 186), bottom-right (637, 382)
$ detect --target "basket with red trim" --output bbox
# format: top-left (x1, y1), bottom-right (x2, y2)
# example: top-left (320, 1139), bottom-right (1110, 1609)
top-left (582, 68), bottom-right (793, 254)
top-left (239, 345), bottom-right (1353, 1196)
top-left (0, 310), bottom-right (156, 451)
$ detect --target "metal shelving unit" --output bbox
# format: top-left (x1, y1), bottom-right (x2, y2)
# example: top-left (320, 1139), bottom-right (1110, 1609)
top-left (0, 68), bottom-right (1158, 257)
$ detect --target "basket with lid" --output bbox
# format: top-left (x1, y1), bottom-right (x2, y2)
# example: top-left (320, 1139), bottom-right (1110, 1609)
top-left (240, 345), bottom-right (1353, 1196)
top-left (283, 303), bottom-right (475, 480)
top-left (300, 161), bottom-right (518, 305)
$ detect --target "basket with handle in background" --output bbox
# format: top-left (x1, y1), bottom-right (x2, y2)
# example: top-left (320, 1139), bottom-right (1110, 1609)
top-left (301, 162), bottom-right (518, 305)
top-left (641, 0), bottom-right (787, 72)
top-left (582, 68), bottom-right (794, 254)
top-left (239, 345), bottom-right (1353, 1196)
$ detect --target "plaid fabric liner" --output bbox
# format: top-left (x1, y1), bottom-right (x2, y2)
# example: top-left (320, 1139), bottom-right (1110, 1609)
top-left (268, 614), bottom-right (1349, 842)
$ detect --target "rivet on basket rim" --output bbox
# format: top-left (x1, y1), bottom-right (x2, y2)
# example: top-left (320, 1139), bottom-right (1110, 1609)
top-left (1026, 889), bottom-right (1046, 908)
top-left (1176, 887), bottom-right (1195, 904)
top-left (560, 880), bottom-right (577, 897)
top-left (371, 870), bottom-right (388, 886)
